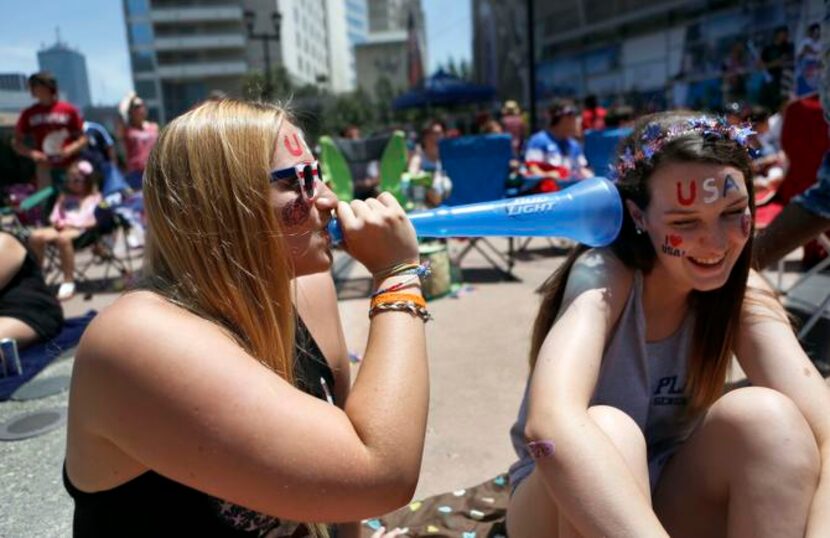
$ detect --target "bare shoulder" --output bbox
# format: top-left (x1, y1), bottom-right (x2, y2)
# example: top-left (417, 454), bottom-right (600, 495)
top-left (0, 232), bottom-right (26, 260)
top-left (562, 248), bottom-right (634, 315)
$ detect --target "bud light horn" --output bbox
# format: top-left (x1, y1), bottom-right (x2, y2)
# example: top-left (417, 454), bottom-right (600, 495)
top-left (327, 176), bottom-right (623, 248)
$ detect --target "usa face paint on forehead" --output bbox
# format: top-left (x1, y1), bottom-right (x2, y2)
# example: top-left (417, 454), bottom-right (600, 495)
top-left (676, 180), bottom-right (696, 206)
top-left (679, 173), bottom-right (745, 206)
top-left (283, 133), bottom-right (304, 157)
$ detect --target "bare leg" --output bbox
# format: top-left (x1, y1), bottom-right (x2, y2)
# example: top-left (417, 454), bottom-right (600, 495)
top-left (54, 229), bottom-right (81, 282)
top-left (507, 406), bottom-right (651, 538)
top-left (28, 227), bottom-right (59, 266)
top-left (654, 387), bottom-right (820, 538)
top-left (754, 203), bottom-right (830, 269)
top-left (0, 317), bottom-right (40, 348)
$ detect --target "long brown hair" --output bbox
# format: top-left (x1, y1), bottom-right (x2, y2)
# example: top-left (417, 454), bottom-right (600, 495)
top-left (529, 111), bottom-right (757, 412)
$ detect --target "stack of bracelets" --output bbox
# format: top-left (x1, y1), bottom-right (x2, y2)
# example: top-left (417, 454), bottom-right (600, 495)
top-left (369, 261), bottom-right (433, 323)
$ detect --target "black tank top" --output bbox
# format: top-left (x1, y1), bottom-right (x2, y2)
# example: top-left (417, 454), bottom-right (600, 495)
top-left (64, 317), bottom-right (337, 537)
top-left (0, 231), bottom-right (63, 339)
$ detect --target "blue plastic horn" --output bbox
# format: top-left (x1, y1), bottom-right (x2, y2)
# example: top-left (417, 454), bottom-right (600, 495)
top-left (327, 176), bottom-right (623, 248)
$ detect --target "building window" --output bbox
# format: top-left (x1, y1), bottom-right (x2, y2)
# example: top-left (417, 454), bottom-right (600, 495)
top-left (135, 80), bottom-right (157, 99)
top-left (125, 0), bottom-right (149, 17)
top-left (131, 50), bottom-right (155, 72)
top-left (129, 22), bottom-right (154, 47)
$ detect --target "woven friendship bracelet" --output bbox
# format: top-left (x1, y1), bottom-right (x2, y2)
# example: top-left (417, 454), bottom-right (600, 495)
top-left (371, 275), bottom-right (423, 298)
top-left (369, 301), bottom-right (432, 322)
top-left (371, 292), bottom-right (426, 310)
top-left (373, 262), bottom-right (421, 281)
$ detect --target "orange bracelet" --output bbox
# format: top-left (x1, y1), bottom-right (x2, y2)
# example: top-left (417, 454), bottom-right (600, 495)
top-left (370, 292), bottom-right (426, 310)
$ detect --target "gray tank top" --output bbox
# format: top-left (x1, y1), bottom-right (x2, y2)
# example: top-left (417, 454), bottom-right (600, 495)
top-left (509, 271), bottom-right (699, 492)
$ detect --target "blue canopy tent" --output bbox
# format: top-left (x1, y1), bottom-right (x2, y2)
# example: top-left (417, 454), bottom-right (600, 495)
top-left (393, 69), bottom-right (496, 109)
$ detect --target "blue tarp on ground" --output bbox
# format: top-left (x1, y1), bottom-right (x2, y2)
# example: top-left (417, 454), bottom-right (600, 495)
top-left (0, 311), bottom-right (96, 401)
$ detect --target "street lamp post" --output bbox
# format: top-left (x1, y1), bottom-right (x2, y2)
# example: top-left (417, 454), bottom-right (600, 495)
top-left (244, 9), bottom-right (282, 101)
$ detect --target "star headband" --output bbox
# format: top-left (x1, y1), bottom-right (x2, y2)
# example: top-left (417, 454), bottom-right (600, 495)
top-left (614, 116), bottom-right (756, 179)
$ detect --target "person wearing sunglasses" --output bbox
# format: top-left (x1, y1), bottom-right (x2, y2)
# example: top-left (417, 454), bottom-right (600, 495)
top-left (64, 99), bottom-right (429, 538)
top-left (524, 98), bottom-right (595, 182)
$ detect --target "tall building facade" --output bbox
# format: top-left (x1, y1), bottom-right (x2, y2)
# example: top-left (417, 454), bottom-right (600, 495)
top-left (37, 40), bottom-right (92, 109)
top-left (472, 0), bottom-right (527, 105)
top-left (475, 0), bottom-right (816, 122)
top-left (0, 73), bottom-right (32, 113)
top-left (344, 0), bottom-right (368, 90)
top-left (355, 0), bottom-right (425, 97)
top-left (123, 0), bottom-right (354, 123)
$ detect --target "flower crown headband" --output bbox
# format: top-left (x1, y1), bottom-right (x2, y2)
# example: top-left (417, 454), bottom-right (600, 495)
top-left (614, 116), bottom-right (755, 178)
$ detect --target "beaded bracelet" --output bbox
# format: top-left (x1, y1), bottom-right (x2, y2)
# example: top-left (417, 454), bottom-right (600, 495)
top-left (369, 301), bottom-right (432, 322)
top-left (371, 292), bottom-right (426, 310)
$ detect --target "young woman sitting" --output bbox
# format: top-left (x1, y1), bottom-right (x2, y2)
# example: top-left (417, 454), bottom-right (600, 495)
top-left (507, 112), bottom-right (830, 538)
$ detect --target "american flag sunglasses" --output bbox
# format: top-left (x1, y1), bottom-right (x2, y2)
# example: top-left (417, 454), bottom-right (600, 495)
top-left (269, 160), bottom-right (322, 200)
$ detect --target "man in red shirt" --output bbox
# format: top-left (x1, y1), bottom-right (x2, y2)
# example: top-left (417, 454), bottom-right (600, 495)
top-left (13, 72), bottom-right (87, 189)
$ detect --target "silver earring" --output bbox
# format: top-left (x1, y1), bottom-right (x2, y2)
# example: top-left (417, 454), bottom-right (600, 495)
top-left (635, 227), bottom-right (644, 235)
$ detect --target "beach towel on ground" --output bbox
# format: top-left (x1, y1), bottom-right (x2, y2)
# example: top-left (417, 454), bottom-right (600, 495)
top-left (361, 474), bottom-right (510, 537)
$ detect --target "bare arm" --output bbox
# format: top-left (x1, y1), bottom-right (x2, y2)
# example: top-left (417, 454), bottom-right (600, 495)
top-left (0, 233), bottom-right (27, 290)
top-left (68, 193), bottom-right (428, 523)
top-left (735, 271), bottom-right (830, 538)
top-left (525, 250), bottom-right (669, 537)
top-left (294, 271), bottom-right (351, 406)
top-left (61, 134), bottom-right (88, 160)
top-left (12, 131), bottom-right (46, 162)
top-left (294, 271), bottom-right (359, 537)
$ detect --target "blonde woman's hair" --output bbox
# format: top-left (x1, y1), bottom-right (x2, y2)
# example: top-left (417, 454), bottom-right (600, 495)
top-left (143, 98), bottom-right (297, 382)
top-left (143, 99), bottom-right (330, 537)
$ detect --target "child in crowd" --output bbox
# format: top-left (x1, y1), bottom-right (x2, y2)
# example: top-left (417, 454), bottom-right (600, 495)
top-left (28, 159), bottom-right (102, 301)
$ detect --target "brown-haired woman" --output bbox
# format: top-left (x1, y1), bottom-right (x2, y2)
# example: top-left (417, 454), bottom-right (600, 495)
top-left (64, 99), bottom-right (429, 537)
top-left (506, 112), bottom-right (830, 537)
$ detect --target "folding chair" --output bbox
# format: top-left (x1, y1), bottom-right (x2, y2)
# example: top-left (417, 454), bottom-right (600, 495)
top-left (318, 131), bottom-right (408, 204)
top-left (755, 201), bottom-right (830, 340)
top-left (438, 134), bottom-right (516, 279)
top-left (42, 201), bottom-right (134, 300)
top-left (0, 186), bottom-right (56, 234)
top-left (583, 127), bottom-right (632, 177)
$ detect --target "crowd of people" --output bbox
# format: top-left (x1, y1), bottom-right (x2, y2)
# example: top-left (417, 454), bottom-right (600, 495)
top-left (1, 71), bottom-right (159, 352)
top-left (1, 15), bottom-right (830, 538)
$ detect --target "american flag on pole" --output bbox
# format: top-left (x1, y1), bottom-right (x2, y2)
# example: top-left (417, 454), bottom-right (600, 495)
top-left (407, 10), bottom-right (424, 88)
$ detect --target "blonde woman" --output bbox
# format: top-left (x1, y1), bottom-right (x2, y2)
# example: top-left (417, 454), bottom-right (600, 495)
top-left (64, 99), bottom-right (429, 537)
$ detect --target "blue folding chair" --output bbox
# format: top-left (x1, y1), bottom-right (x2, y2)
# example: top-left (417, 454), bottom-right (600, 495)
top-left (438, 134), bottom-right (516, 278)
top-left (583, 127), bottom-right (632, 177)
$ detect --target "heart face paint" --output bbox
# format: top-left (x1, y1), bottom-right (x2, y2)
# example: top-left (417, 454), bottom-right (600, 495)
top-left (661, 234), bottom-right (686, 257)
top-left (283, 133), bottom-right (304, 157)
top-left (281, 196), bottom-right (311, 227)
top-left (676, 180), bottom-right (696, 206)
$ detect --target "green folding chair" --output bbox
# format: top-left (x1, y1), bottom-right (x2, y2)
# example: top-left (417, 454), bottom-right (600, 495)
top-left (318, 132), bottom-right (409, 205)
top-left (0, 185), bottom-right (56, 233)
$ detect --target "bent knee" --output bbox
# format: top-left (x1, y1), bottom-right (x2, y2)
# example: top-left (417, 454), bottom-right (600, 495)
top-left (711, 387), bottom-right (820, 475)
top-left (588, 405), bottom-right (646, 454)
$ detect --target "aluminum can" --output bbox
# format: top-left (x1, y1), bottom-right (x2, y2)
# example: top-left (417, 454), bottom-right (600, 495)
top-left (0, 338), bottom-right (21, 376)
